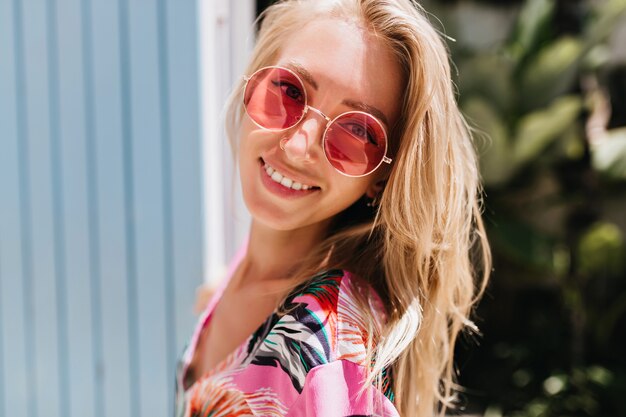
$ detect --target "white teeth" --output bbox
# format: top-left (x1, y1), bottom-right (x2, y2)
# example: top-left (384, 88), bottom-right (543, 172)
top-left (263, 161), bottom-right (316, 191)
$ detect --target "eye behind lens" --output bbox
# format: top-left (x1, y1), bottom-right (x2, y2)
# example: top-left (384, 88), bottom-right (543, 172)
top-left (244, 66), bottom-right (307, 130)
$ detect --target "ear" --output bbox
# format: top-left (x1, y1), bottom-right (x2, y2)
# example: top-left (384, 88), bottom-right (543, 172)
top-left (365, 179), bottom-right (386, 198)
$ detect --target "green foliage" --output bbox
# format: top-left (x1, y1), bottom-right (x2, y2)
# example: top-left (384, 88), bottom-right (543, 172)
top-left (509, 0), bottom-right (555, 58)
top-left (436, 0), bottom-right (626, 415)
top-left (578, 221), bottom-right (624, 275)
top-left (453, 0), bottom-right (626, 186)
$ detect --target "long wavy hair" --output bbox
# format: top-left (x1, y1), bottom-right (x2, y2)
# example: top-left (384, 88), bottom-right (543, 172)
top-left (223, 0), bottom-right (492, 415)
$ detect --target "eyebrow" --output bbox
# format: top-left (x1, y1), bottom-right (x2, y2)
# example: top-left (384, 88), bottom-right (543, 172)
top-left (286, 61), bottom-right (319, 90)
top-left (284, 60), bottom-right (390, 127)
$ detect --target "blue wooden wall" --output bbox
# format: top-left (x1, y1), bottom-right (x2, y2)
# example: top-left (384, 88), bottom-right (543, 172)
top-left (0, 0), bottom-right (203, 416)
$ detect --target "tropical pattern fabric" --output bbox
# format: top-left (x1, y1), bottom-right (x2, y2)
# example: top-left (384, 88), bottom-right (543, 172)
top-left (174, 266), bottom-right (399, 417)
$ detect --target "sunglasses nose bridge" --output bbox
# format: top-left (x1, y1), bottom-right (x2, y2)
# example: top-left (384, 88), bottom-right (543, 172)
top-left (304, 105), bottom-right (332, 125)
top-left (281, 109), bottom-right (329, 163)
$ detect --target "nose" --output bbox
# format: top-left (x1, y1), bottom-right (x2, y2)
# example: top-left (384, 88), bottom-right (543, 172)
top-left (281, 112), bottom-right (326, 163)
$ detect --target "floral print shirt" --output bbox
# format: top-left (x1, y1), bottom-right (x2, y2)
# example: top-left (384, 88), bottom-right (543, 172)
top-left (174, 250), bottom-right (399, 417)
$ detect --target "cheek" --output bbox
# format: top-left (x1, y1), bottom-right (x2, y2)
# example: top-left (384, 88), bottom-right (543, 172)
top-left (237, 128), bottom-right (263, 205)
top-left (238, 122), bottom-right (256, 158)
top-left (322, 177), bottom-right (372, 212)
top-left (238, 119), bottom-right (282, 159)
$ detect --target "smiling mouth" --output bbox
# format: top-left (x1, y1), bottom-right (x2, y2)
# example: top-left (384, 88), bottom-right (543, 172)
top-left (260, 158), bottom-right (321, 191)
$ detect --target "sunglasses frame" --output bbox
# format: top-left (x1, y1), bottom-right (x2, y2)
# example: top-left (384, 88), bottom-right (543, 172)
top-left (242, 65), bottom-right (392, 178)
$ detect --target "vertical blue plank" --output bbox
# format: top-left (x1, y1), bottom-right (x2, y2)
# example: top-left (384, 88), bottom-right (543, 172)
top-left (14, 2), bottom-right (38, 416)
top-left (155, 0), bottom-right (177, 413)
top-left (91, 0), bottom-right (133, 415)
top-left (165, 0), bottom-right (204, 412)
top-left (127, 0), bottom-right (169, 416)
top-left (165, 0), bottom-right (203, 357)
top-left (80, 0), bottom-right (106, 415)
top-left (0, 1), bottom-right (30, 415)
top-left (45, 0), bottom-right (71, 416)
top-left (55, 0), bottom-right (96, 415)
top-left (119, 0), bottom-right (141, 415)
top-left (21, 0), bottom-right (62, 416)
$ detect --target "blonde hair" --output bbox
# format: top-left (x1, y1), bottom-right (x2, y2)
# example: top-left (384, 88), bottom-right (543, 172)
top-left (224, 0), bottom-right (492, 415)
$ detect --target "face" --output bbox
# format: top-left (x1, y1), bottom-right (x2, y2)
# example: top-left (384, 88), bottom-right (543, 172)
top-left (238, 18), bottom-right (403, 232)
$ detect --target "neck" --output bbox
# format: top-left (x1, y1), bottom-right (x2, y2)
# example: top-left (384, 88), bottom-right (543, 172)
top-left (235, 219), bottom-right (332, 288)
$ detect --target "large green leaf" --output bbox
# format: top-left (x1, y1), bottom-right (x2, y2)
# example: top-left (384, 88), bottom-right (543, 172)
top-left (519, 37), bottom-right (584, 110)
top-left (578, 221), bottom-right (625, 276)
top-left (584, 0), bottom-right (626, 47)
top-left (513, 95), bottom-right (583, 165)
top-left (509, 0), bottom-right (555, 59)
top-left (458, 54), bottom-right (516, 113)
top-left (517, 0), bottom-right (626, 110)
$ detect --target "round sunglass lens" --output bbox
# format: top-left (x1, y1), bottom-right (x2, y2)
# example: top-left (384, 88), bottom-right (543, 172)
top-left (244, 67), bottom-right (306, 130)
top-left (324, 112), bottom-right (387, 176)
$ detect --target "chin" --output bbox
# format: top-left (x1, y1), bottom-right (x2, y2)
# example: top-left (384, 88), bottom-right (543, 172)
top-left (241, 190), bottom-right (297, 231)
top-left (254, 209), bottom-right (316, 232)
top-left (258, 217), bottom-right (303, 232)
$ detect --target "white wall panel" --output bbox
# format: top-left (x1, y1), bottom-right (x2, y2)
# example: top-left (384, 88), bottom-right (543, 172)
top-left (199, 0), bottom-right (254, 284)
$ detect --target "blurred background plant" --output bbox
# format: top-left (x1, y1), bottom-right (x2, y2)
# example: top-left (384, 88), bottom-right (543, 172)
top-left (423, 0), bottom-right (626, 415)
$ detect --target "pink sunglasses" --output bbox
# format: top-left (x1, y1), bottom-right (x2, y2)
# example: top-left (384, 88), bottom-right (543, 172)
top-left (243, 66), bottom-right (392, 177)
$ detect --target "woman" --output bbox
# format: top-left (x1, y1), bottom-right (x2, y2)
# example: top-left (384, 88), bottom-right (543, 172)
top-left (176, 0), bottom-right (491, 416)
